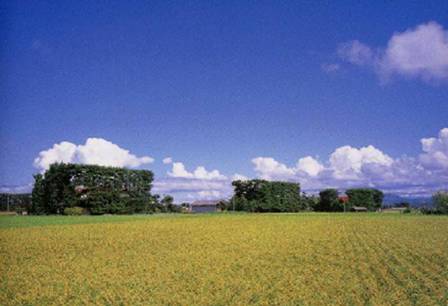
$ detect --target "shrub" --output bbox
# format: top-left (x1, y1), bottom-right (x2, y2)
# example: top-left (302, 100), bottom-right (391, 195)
top-left (63, 206), bottom-right (84, 215)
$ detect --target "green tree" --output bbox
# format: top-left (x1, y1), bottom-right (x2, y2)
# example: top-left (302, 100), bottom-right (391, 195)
top-left (301, 192), bottom-right (319, 211)
top-left (346, 188), bottom-right (383, 211)
top-left (161, 195), bottom-right (179, 212)
top-left (217, 200), bottom-right (229, 211)
top-left (316, 189), bottom-right (342, 212)
top-left (230, 180), bottom-right (302, 212)
top-left (31, 173), bottom-right (45, 214)
top-left (31, 163), bottom-right (154, 214)
top-left (433, 191), bottom-right (448, 214)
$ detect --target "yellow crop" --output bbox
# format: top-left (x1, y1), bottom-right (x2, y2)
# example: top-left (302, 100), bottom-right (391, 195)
top-left (1, 213), bottom-right (447, 305)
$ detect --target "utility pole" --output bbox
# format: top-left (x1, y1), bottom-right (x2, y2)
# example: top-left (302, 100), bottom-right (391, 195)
top-left (7, 194), bottom-right (10, 212)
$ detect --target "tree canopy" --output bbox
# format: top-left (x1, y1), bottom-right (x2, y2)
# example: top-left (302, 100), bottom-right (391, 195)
top-left (230, 179), bottom-right (303, 212)
top-left (346, 188), bottom-right (383, 211)
top-left (433, 191), bottom-right (448, 214)
top-left (315, 189), bottom-right (342, 212)
top-left (31, 163), bottom-right (154, 214)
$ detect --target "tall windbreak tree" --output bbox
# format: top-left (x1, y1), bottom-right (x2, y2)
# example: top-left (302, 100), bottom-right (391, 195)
top-left (346, 188), bottom-right (383, 211)
top-left (316, 189), bottom-right (342, 212)
top-left (31, 163), bottom-right (154, 214)
top-left (230, 179), bottom-right (302, 212)
top-left (433, 191), bottom-right (448, 214)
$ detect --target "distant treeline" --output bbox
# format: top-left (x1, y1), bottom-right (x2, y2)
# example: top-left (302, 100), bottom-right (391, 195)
top-left (0, 193), bottom-right (32, 212)
top-left (1, 163), bottom-right (447, 215)
top-left (223, 180), bottom-right (383, 212)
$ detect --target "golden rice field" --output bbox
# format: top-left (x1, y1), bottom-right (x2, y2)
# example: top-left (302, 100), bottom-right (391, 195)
top-left (1, 213), bottom-right (447, 305)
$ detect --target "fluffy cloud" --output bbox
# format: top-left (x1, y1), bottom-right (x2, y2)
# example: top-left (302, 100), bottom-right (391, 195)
top-left (168, 162), bottom-right (193, 178)
top-left (159, 161), bottom-right (249, 202)
top-left (252, 156), bottom-right (324, 180)
top-left (296, 156), bottom-right (324, 177)
top-left (33, 141), bottom-right (78, 171)
top-left (194, 167), bottom-right (226, 180)
top-left (419, 128), bottom-right (448, 170)
top-left (252, 157), bottom-right (295, 180)
top-left (338, 21), bottom-right (448, 83)
top-left (329, 145), bottom-right (393, 180)
top-left (379, 22), bottom-right (448, 81)
top-left (153, 177), bottom-right (232, 203)
top-left (34, 138), bottom-right (154, 171)
top-left (76, 138), bottom-right (154, 167)
top-left (168, 162), bottom-right (227, 180)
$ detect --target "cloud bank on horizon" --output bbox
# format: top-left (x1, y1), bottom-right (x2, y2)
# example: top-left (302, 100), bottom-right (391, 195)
top-left (334, 21), bottom-right (448, 83)
top-left (32, 128), bottom-right (448, 201)
top-left (251, 128), bottom-right (448, 197)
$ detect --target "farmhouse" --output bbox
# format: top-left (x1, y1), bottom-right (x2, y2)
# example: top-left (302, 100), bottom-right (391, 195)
top-left (190, 200), bottom-right (221, 213)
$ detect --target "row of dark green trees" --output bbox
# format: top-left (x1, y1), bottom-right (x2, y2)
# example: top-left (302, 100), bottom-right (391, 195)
top-left (223, 180), bottom-right (383, 212)
top-left (2, 163), bottom-right (446, 214)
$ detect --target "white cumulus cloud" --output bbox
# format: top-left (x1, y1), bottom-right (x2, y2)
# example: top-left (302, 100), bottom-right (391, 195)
top-left (252, 156), bottom-right (325, 180)
top-left (33, 141), bottom-right (78, 171)
top-left (338, 21), bottom-right (448, 83)
top-left (329, 145), bottom-right (393, 180)
top-left (419, 128), bottom-right (448, 170)
top-left (153, 177), bottom-right (232, 203)
top-left (168, 162), bottom-right (194, 178)
top-left (251, 157), bottom-right (295, 180)
top-left (168, 162), bottom-right (227, 180)
top-left (296, 156), bottom-right (324, 177)
top-left (33, 138), bottom-right (154, 171)
top-left (379, 22), bottom-right (448, 82)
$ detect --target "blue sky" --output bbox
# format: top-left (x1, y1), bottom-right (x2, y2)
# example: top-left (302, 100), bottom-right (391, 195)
top-left (1, 1), bottom-right (447, 200)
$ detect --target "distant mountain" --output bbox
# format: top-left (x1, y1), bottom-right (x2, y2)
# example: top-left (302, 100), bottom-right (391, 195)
top-left (383, 194), bottom-right (432, 208)
top-left (0, 184), bottom-right (33, 194)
